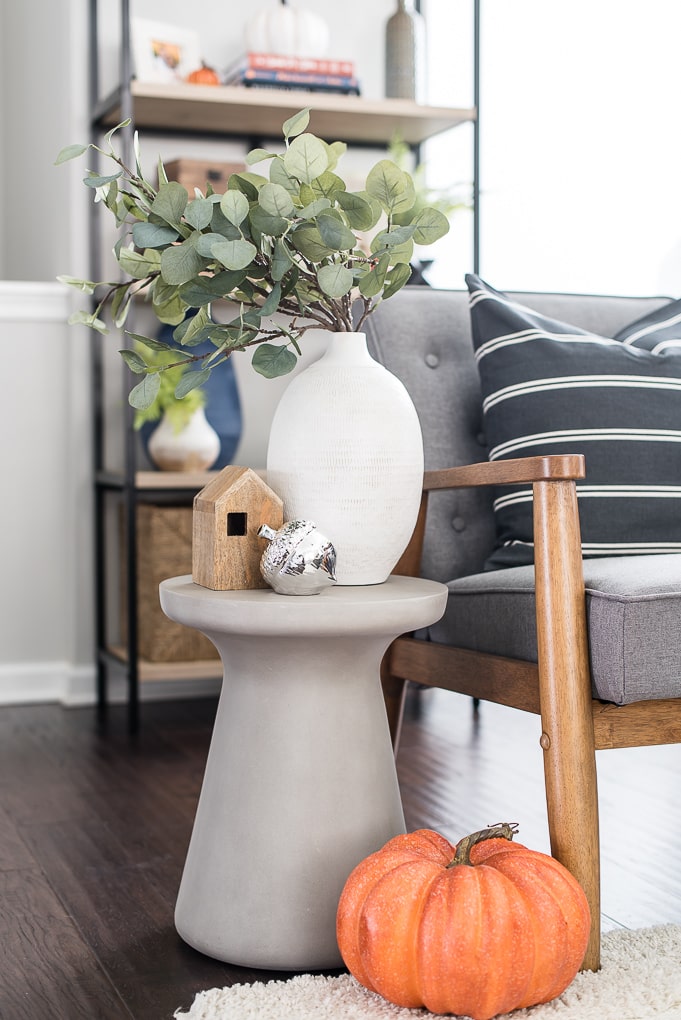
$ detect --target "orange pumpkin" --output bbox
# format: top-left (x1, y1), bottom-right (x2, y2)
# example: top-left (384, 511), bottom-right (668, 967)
top-left (336, 823), bottom-right (590, 1020)
top-left (186, 62), bottom-right (220, 86)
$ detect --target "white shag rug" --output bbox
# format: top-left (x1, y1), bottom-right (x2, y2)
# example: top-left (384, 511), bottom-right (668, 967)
top-left (173, 924), bottom-right (681, 1019)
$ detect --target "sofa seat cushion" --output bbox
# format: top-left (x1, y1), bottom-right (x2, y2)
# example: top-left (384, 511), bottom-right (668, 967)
top-left (466, 273), bottom-right (681, 570)
top-left (428, 554), bottom-right (681, 705)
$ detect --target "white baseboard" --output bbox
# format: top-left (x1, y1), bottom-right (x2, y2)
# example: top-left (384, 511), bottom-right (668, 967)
top-left (0, 662), bottom-right (221, 707)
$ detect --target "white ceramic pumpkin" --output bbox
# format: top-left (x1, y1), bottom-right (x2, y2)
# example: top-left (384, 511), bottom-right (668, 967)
top-left (245, 1), bottom-right (330, 58)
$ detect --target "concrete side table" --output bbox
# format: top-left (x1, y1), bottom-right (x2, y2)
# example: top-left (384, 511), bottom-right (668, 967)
top-left (160, 574), bottom-right (447, 970)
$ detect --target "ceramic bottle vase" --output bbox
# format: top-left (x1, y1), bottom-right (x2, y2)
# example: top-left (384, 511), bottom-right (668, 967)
top-left (266, 332), bottom-right (424, 585)
top-left (385, 0), bottom-right (426, 101)
top-left (148, 406), bottom-right (221, 472)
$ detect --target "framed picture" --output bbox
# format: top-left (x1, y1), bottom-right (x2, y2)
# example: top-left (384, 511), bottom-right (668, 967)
top-left (132, 18), bottom-right (202, 84)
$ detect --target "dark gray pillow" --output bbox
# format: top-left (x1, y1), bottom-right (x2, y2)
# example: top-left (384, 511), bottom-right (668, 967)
top-left (466, 274), bottom-right (681, 569)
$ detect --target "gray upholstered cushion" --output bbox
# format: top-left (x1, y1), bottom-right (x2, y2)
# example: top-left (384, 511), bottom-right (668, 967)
top-left (428, 555), bottom-right (681, 705)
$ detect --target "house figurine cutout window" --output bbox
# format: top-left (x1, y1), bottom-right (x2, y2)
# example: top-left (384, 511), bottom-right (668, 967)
top-left (192, 466), bottom-right (284, 590)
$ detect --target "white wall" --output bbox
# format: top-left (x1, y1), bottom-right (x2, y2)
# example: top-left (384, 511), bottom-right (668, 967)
top-left (0, 284), bottom-right (94, 703)
top-left (0, 0), bottom-right (422, 705)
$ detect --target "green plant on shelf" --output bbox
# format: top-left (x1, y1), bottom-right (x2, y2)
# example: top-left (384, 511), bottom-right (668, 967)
top-left (55, 107), bottom-right (449, 413)
top-left (131, 345), bottom-right (205, 433)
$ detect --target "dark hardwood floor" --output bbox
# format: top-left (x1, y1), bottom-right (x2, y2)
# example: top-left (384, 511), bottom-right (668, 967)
top-left (1, 687), bottom-right (680, 1020)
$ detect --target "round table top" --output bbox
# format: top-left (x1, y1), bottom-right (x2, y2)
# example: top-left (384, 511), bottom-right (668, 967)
top-left (159, 574), bottom-right (448, 638)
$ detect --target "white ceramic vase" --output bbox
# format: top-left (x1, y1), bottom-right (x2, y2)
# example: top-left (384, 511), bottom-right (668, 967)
top-left (148, 406), bottom-right (221, 472)
top-left (266, 332), bottom-right (424, 585)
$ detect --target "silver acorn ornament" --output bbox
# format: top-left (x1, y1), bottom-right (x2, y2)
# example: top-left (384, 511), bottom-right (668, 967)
top-left (258, 520), bottom-right (337, 596)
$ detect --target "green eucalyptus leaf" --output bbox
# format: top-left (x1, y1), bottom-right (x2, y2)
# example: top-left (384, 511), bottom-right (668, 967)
top-left (55, 142), bottom-right (88, 165)
top-left (281, 264), bottom-right (300, 296)
top-left (269, 156), bottom-right (300, 196)
top-left (251, 343), bottom-right (298, 378)
top-left (175, 366), bottom-right (212, 398)
top-left (118, 246), bottom-right (161, 280)
top-left (260, 282), bottom-right (282, 317)
top-left (271, 238), bottom-right (293, 281)
top-left (290, 225), bottom-right (334, 262)
top-left (179, 269), bottom-right (245, 306)
top-left (284, 133), bottom-right (329, 185)
top-left (179, 306), bottom-right (210, 345)
top-left (128, 372), bottom-right (161, 410)
top-left (57, 275), bottom-right (96, 295)
top-left (126, 332), bottom-right (174, 352)
top-left (249, 204), bottom-right (289, 238)
top-left (411, 206), bottom-right (451, 245)
top-left (112, 288), bottom-right (133, 329)
top-left (84, 170), bottom-right (123, 188)
top-left (184, 197), bottom-right (214, 231)
top-left (382, 261), bottom-right (413, 299)
top-left (195, 231), bottom-right (235, 257)
top-left (246, 147), bottom-right (277, 165)
top-left (160, 238), bottom-right (205, 285)
top-left (370, 232), bottom-right (414, 265)
top-left (317, 263), bottom-right (354, 298)
top-left (374, 224), bottom-right (416, 246)
top-left (315, 212), bottom-right (357, 252)
top-left (229, 171), bottom-right (268, 201)
top-left (212, 237), bottom-right (258, 271)
top-left (152, 290), bottom-right (186, 325)
top-left (68, 308), bottom-right (108, 333)
top-left (357, 252), bottom-right (390, 297)
top-left (301, 171), bottom-right (346, 201)
top-left (151, 181), bottom-right (188, 226)
top-left (157, 157), bottom-right (169, 187)
top-left (335, 191), bottom-right (376, 230)
top-left (366, 160), bottom-right (416, 215)
top-left (119, 348), bottom-right (148, 374)
top-left (324, 140), bottom-right (347, 172)
top-left (297, 197), bottom-right (331, 220)
top-left (220, 189), bottom-right (250, 226)
top-left (132, 221), bottom-right (179, 248)
top-left (259, 182), bottom-right (295, 218)
top-left (282, 108), bottom-right (310, 139)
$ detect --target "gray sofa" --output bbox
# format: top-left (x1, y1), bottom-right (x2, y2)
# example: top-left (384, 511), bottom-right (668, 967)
top-left (365, 285), bottom-right (681, 706)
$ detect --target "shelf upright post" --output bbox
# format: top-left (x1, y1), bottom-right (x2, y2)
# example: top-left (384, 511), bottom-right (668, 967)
top-left (89, 0), bottom-right (111, 727)
top-left (118, 0), bottom-right (141, 735)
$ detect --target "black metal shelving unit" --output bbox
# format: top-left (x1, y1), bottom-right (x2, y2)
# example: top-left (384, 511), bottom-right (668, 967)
top-left (88, 0), bottom-right (480, 734)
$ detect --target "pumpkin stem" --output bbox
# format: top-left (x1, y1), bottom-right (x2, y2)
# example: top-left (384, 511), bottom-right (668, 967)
top-left (448, 822), bottom-right (519, 867)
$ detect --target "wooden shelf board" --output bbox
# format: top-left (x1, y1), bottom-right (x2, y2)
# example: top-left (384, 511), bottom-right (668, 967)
top-left (135, 470), bottom-right (219, 490)
top-left (108, 646), bottom-right (223, 682)
top-left (99, 82), bottom-right (476, 145)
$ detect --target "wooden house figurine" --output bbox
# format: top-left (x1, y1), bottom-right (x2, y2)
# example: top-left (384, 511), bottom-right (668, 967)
top-left (192, 466), bottom-right (283, 590)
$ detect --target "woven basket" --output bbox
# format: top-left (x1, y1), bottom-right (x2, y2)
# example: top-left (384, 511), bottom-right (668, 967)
top-left (122, 504), bottom-right (219, 663)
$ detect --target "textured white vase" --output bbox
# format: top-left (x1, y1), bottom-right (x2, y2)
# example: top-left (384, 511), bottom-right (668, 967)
top-left (266, 332), bottom-right (424, 585)
top-left (148, 406), bottom-right (221, 472)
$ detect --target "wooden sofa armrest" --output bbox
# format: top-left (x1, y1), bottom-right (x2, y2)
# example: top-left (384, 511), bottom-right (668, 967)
top-left (424, 454), bottom-right (586, 491)
top-left (394, 455), bottom-right (586, 577)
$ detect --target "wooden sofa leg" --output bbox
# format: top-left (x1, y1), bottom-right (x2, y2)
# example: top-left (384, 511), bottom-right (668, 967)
top-left (533, 480), bottom-right (601, 971)
top-left (380, 648), bottom-right (408, 752)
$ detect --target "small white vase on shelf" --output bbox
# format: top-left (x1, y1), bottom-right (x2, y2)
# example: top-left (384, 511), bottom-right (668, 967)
top-left (148, 406), bottom-right (221, 472)
top-left (266, 332), bottom-right (424, 586)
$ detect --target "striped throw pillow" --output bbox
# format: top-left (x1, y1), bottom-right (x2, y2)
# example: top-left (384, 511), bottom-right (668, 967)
top-left (466, 273), bottom-right (681, 569)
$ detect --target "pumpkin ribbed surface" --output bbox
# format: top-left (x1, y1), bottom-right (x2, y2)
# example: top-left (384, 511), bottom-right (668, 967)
top-left (336, 826), bottom-right (590, 1020)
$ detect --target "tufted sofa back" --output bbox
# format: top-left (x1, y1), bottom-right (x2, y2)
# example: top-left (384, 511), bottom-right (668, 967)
top-left (364, 286), bottom-right (671, 584)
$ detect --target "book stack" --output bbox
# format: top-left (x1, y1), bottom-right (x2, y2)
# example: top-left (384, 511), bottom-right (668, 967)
top-left (223, 52), bottom-right (361, 96)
